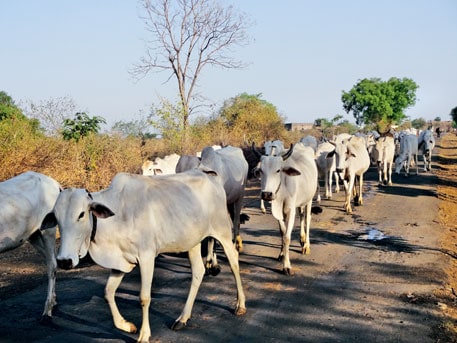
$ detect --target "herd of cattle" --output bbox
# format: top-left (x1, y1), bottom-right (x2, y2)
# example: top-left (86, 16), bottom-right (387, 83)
top-left (0, 128), bottom-right (436, 342)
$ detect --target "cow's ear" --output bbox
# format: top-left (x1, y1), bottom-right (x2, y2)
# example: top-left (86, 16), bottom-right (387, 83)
top-left (198, 164), bottom-right (218, 176)
top-left (282, 167), bottom-right (301, 176)
top-left (89, 202), bottom-right (115, 219)
top-left (40, 212), bottom-right (57, 231)
top-left (326, 150), bottom-right (335, 158)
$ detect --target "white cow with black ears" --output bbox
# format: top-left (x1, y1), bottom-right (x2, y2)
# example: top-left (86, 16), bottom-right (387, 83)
top-left (254, 143), bottom-right (320, 276)
top-left (40, 170), bottom-right (246, 343)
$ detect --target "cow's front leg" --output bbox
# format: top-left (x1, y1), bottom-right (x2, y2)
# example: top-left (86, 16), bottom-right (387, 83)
top-left (343, 177), bottom-right (354, 214)
top-left (137, 255), bottom-right (155, 343)
top-left (105, 270), bottom-right (137, 334)
top-left (29, 227), bottom-right (57, 322)
top-left (281, 210), bottom-right (295, 276)
top-left (173, 244), bottom-right (205, 330)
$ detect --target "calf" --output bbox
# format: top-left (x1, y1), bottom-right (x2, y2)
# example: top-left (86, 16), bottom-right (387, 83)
top-left (40, 170), bottom-right (246, 343)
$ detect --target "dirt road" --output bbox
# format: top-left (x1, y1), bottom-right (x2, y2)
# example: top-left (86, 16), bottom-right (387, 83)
top-left (0, 138), bottom-right (449, 343)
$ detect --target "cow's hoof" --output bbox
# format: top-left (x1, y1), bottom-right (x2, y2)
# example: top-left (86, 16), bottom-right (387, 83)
top-left (205, 265), bottom-right (221, 276)
top-left (301, 247), bottom-right (310, 255)
top-left (282, 268), bottom-right (294, 276)
top-left (235, 238), bottom-right (243, 253)
top-left (171, 320), bottom-right (187, 331)
top-left (39, 315), bottom-right (53, 326)
top-left (235, 306), bottom-right (247, 316)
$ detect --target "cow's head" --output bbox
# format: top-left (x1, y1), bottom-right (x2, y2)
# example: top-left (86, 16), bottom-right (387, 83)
top-left (328, 139), bottom-right (356, 174)
top-left (40, 188), bottom-right (114, 270)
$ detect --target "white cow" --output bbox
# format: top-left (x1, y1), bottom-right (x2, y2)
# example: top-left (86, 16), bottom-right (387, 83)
top-left (254, 143), bottom-right (319, 275)
top-left (40, 170), bottom-right (246, 343)
top-left (142, 153), bottom-right (180, 175)
top-left (199, 146), bottom-right (248, 252)
top-left (329, 135), bottom-right (370, 214)
top-left (259, 140), bottom-right (285, 214)
top-left (0, 171), bottom-right (61, 321)
top-left (418, 129), bottom-right (435, 171)
top-left (395, 134), bottom-right (419, 176)
top-left (315, 141), bottom-right (339, 202)
top-left (373, 136), bottom-right (396, 186)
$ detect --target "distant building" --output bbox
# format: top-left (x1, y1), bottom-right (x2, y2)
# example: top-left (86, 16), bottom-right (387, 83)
top-left (284, 122), bottom-right (314, 131)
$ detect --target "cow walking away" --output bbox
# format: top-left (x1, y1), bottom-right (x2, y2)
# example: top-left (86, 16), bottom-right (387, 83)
top-left (40, 170), bottom-right (246, 343)
top-left (395, 133), bottom-right (419, 176)
top-left (199, 145), bottom-right (249, 252)
top-left (418, 129), bottom-right (435, 171)
top-left (254, 143), bottom-right (319, 275)
top-left (0, 171), bottom-right (61, 321)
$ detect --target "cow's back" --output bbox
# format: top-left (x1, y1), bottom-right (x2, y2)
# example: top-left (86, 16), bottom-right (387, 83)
top-left (200, 146), bottom-right (248, 203)
top-left (401, 134), bottom-right (419, 155)
top-left (91, 171), bottom-right (230, 271)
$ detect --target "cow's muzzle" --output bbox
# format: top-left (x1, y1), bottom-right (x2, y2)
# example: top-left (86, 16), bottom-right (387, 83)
top-left (57, 258), bottom-right (74, 270)
top-left (261, 191), bottom-right (274, 201)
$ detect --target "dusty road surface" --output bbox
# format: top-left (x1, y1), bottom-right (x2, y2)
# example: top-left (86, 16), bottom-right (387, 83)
top-left (0, 135), bottom-right (453, 343)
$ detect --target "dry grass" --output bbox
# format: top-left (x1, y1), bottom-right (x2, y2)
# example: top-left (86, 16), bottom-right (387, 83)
top-left (433, 133), bottom-right (457, 342)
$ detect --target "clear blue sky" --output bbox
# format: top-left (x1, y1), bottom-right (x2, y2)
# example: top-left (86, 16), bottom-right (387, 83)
top-left (1, 0), bottom-right (456, 128)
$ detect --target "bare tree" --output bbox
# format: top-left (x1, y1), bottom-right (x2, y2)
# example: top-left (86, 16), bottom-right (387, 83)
top-left (132, 0), bottom-right (251, 131)
top-left (21, 96), bottom-right (78, 135)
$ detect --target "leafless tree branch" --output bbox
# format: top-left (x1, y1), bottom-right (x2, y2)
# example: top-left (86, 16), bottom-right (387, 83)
top-left (131, 0), bottom-right (252, 129)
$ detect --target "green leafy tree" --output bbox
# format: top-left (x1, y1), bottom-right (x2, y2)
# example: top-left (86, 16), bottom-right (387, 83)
top-left (411, 117), bottom-right (427, 130)
top-left (62, 112), bottom-right (106, 141)
top-left (217, 93), bottom-right (286, 143)
top-left (0, 91), bottom-right (26, 121)
top-left (450, 106), bottom-right (457, 127)
top-left (0, 90), bottom-right (41, 132)
top-left (112, 112), bottom-right (156, 139)
top-left (341, 77), bottom-right (418, 128)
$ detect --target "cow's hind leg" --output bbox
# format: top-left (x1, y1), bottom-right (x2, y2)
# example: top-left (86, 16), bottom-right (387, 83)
top-left (216, 235), bottom-right (247, 316)
top-left (172, 244), bottom-right (205, 330)
top-left (105, 270), bottom-right (137, 334)
top-left (29, 228), bottom-right (57, 322)
top-left (204, 238), bottom-right (220, 276)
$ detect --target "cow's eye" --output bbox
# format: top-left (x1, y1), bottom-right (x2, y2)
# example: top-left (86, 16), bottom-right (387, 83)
top-left (276, 169), bottom-right (281, 173)
top-left (77, 211), bottom-right (85, 221)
